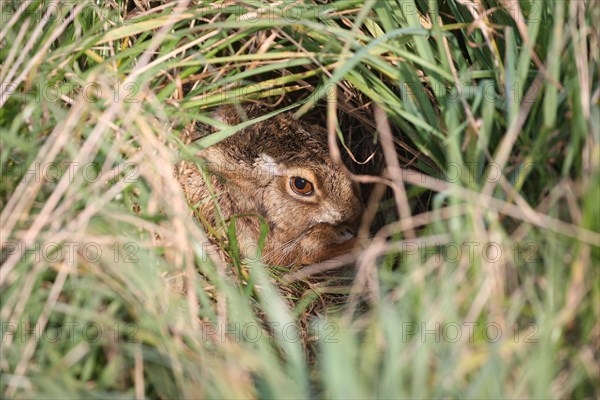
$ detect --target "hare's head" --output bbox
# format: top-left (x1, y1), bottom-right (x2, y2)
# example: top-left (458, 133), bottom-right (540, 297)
top-left (190, 104), bottom-right (363, 265)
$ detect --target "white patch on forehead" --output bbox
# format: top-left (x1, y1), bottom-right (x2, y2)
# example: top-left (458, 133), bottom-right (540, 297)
top-left (212, 110), bottom-right (225, 123)
top-left (259, 153), bottom-right (276, 164)
top-left (256, 153), bottom-right (284, 177)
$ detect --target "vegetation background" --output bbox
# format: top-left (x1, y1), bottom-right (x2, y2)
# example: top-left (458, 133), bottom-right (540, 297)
top-left (1, 0), bottom-right (598, 398)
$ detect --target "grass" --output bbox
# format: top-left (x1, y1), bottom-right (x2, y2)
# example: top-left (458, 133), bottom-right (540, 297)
top-left (1, 0), bottom-right (599, 398)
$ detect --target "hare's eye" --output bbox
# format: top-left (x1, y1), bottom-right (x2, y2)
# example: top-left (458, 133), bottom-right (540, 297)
top-left (290, 176), bottom-right (314, 196)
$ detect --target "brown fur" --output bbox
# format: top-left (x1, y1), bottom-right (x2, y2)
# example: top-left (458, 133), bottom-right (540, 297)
top-left (177, 104), bottom-right (363, 266)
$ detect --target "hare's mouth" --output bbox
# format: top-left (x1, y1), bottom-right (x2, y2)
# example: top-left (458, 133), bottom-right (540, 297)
top-left (262, 223), bottom-right (357, 266)
top-left (338, 227), bottom-right (357, 242)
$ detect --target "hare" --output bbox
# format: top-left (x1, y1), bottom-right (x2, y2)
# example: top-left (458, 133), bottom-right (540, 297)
top-left (177, 104), bottom-right (363, 266)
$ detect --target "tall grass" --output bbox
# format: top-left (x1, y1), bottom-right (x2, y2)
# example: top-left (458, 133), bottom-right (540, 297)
top-left (1, 0), bottom-right (598, 398)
